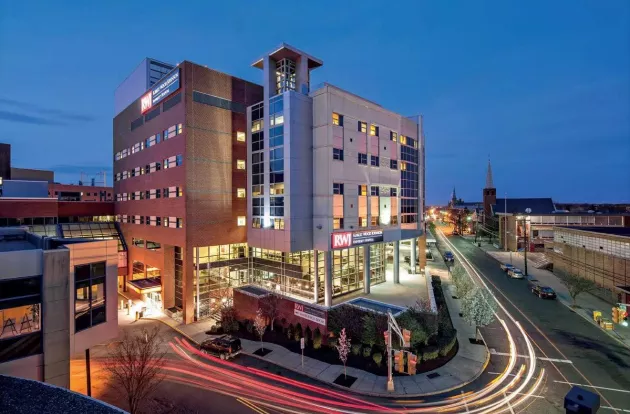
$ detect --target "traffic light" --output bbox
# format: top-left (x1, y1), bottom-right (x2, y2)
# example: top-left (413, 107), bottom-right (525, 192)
top-left (394, 351), bottom-right (404, 373)
top-left (407, 353), bottom-right (417, 375)
top-left (383, 331), bottom-right (390, 346)
top-left (402, 329), bottom-right (411, 348)
top-left (613, 307), bottom-right (620, 323)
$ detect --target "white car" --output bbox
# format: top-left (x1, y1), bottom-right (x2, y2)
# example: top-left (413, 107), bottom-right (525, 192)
top-left (507, 268), bottom-right (524, 279)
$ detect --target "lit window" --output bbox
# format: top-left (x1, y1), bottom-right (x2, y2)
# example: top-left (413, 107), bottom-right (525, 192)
top-left (332, 113), bottom-right (343, 126)
top-left (237, 216), bottom-right (246, 226)
top-left (359, 217), bottom-right (368, 227)
top-left (400, 135), bottom-right (407, 145)
top-left (370, 124), bottom-right (379, 136)
top-left (391, 131), bottom-right (398, 142)
top-left (270, 114), bottom-right (284, 126)
top-left (391, 215), bottom-right (398, 225)
top-left (358, 185), bottom-right (367, 196)
top-left (252, 119), bottom-right (264, 132)
top-left (237, 131), bottom-right (246, 142)
top-left (400, 161), bottom-right (407, 171)
top-left (236, 160), bottom-right (246, 170)
top-left (333, 148), bottom-right (344, 160)
top-left (252, 218), bottom-right (262, 228)
top-left (371, 216), bottom-right (379, 226)
top-left (270, 183), bottom-right (284, 195)
top-left (273, 218), bottom-right (285, 230)
top-left (358, 121), bottom-right (367, 133)
top-left (333, 218), bottom-right (344, 230)
top-left (177, 124), bottom-right (183, 134)
top-left (237, 188), bottom-right (246, 198)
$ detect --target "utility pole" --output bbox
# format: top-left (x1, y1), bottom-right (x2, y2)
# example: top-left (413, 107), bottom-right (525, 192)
top-left (85, 348), bottom-right (91, 397)
top-left (504, 193), bottom-right (508, 252)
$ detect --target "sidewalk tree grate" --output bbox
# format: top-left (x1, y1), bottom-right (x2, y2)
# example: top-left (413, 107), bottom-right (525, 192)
top-left (253, 348), bottom-right (273, 357)
top-left (333, 374), bottom-right (357, 388)
top-left (427, 372), bottom-right (440, 379)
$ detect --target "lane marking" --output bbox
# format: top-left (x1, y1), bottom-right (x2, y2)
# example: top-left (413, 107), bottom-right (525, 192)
top-left (553, 381), bottom-right (630, 394)
top-left (602, 407), bottom-right (630, 413)
top-left (237, 397), bottom-right (269, 414)
top-left (488, 372), bottom-right (517, 377)
top-left (490, 350), bottom-right (573, 363)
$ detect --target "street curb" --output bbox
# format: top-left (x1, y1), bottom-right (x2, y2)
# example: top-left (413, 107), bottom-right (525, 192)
top-left (477, 246), bottom-right (630, 351)
top-left (240, 340), bottom-right (489, 399)
top-left (141, 317), bottom-right (198, 345)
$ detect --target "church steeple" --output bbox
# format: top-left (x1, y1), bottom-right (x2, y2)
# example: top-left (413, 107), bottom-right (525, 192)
top-left (485, 159), bottom-right (494, 189)
top-left (451, 187), bottom-right (457, 204)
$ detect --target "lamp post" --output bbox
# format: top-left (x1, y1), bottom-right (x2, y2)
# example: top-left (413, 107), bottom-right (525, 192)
top-left (516, 208), bottom-right (531, 276)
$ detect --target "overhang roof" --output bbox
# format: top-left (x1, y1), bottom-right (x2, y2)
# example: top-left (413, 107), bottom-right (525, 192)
top-left (252, 43), bottom-right (323, 70)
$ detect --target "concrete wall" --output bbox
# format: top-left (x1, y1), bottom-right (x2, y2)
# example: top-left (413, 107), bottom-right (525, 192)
top-left (0, 249), bottom-right (43, 280)
top-left (0, 354), bottom-right (43, 381)
top-left (67, 240), bottom-right (119, 356)
top-left (1, 180), bottom-right (49, 198)
top-left (42, 248), bottom-right (71, 388)
top-left (11, 168), bottom-right (54, 183)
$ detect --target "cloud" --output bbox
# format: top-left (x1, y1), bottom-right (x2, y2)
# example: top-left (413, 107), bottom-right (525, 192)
top-left (0, 97), bottom-right (96, 124)
top-left (0, 110), bottom-right (67, 126)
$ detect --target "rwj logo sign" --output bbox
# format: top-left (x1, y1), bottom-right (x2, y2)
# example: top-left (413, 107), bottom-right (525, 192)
top-left (331, 232), bottom-right (352, 249)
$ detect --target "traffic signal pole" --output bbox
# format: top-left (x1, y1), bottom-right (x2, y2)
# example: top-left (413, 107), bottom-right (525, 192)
top-left (386, 310), bottom-right (409, 392)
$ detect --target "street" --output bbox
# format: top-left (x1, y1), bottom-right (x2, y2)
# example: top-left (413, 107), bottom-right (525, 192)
top-left (440, 229), bottom-right (630, 413)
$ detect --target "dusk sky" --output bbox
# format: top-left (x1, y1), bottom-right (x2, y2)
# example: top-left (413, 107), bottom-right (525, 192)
top-left (0, 1), bottom-right (628, 205)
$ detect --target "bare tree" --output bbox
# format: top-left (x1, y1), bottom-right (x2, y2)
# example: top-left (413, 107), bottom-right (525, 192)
top-left (254, 308), bottom-right (267, 351)
top-left (335, 328), bottom-right (351, 379)
top-left (557, 271), bottom-right (598, 307)
top-left (103, 326), bottom-right (167, 414)
top-left (260, 292), bottom-right (281, 331)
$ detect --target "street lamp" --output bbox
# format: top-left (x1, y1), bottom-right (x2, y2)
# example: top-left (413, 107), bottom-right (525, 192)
top-left (516, 208), bottom-right (532, 276)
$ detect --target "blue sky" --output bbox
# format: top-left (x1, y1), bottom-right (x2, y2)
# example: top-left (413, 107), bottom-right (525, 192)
top-left (0, 0), bottom-right (628, 204)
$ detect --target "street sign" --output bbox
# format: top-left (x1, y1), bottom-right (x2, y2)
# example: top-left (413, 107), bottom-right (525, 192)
top-left (300, 337), bottom-right (305, 349)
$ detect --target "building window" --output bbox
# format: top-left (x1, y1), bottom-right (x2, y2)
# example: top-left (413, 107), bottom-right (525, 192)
top-left (237, 131), bottom-right (246, 142)
top-left (252, 218), bottom-right (262, 228)
top-left (391, 215), bottom-right (398, 225)
top-left (358, 153), bottom-right (368, 165)
top-left (400, 135), bottom-right (407, 145)
top-left (358, 121), bottom-right (367, 133)
top-left (333, 148), bottom-right (344, 161)
top-left (146, 241), bottom-right (161, 250)
top-left (400, 161), bottom-right (407, 171)
top-left (270, 196), bottom-right (284, 217)
top-left (390, 131), bottom-right (398, 142)
top-left (333, 183), bottom-right (344, 195)
top-left (75, 262), bottom-right (106, 332)
top-left (390, 187), bottom-right (397, 196)
top-left (359, 217), bottom-right (368, 228)
top-left (333, 218), bottom-right (344, 230)
top-left (237, 160), bottom-right (246, 170)
top-left (270, 183), bottom-right (284, 195)
top-left (332, 113), bottom-right (343, 126)
top-left (390, 159), bottom-right (398, 170)
top-left (273, 218), bottom-right (285, 230)
top-left (237, 216), bottom-right (246, 226)
top-left (370, 155), bottom-right (379, 166)
top-left (176, 218), bottom-right (184, 228)
top-left (371, 186), bottom-right (379, 196)
top-left (132, 238), bottom-right (145, 248)
top-left (370, 124), bottom-right (379, 136)
top-left (252, 119), bottom-right (264, 132)
top-left (371, 216), bottom-right (379, 226)
top-left (358, 185), bottom-right (367, 196)
top-left (237, 188), bottom-right (246, 198)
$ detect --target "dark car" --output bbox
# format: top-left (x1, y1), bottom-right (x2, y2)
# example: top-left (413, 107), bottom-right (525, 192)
top-left (199, 335), bottom-right (242, 360)
top-left (532, 285), bottom-right (556, 299)
top-left (444, 251), bottom-right (454, 262)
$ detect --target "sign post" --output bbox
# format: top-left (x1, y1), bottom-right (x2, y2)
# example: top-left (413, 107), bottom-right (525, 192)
top-left (300, 337), bottom-right (305, 367)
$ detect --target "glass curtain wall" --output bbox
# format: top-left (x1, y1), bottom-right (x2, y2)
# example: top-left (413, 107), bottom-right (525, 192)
top-left (249, 248), bottom-right (316, 301)
top-left (332, 247), bottom-right (365, 296)
top-left (370, 244), bottom-right (386, 285)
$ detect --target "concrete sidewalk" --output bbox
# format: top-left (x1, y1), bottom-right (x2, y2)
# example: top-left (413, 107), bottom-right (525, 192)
top-left (470, 242), bottom-right (630, 350)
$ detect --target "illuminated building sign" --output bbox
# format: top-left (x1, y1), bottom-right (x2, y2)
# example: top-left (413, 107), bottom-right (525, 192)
top-left (331, 229), bottom-right (384, 249)
top-left (294, 303), bottom-right (326, 326)
top-left (140, 68), bottom-right (180, 114)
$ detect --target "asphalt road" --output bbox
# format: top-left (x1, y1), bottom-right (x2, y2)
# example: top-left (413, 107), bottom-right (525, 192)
top-left (444, 232), bottom-right (630, 413)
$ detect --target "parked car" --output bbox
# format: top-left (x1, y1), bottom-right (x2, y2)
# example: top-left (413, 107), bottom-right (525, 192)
top-left (500, 263), bottom-right (514, 272)
top-left (452, 230), bottom-right (460, 236)
top-left (507, 268), bottom-right (524, 279)
top-left (532, 285), bottom-right (557, 299)
top-left (199, 335), bottom-right (242, 360)
top-left (444, 251), bottom-right (454, 262)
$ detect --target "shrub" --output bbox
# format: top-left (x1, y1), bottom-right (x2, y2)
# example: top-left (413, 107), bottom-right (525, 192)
top-left (362, 346), bottom-right (372, 358)
top-left (209, 325), bottom-right (223, 335)
top-left (294, 323), bottom-right (303, 341)
top-left (220, 306), bottom-right (238, 331)
top-left (373, 352), bottom-right (383, 367)
top-left (361, 314), bottom-right (378, 348)
top-left (245, 319), bottom-right (254, 334)
top-left (438, 331), bottom-right (457, 357)
top-left (313, 328), bottom-right (322, 350)
top-left (396, 312), bottom-right (429, 348)
top-left (327, 305), bottom-right (364, 339)
top-left (328, 338), bottom-right (338, 349)
top-left (351, 344), bottom-right (362, 356)
top-left (422, 346), bottom-right (439, 361)
top-left (305, 326), bottom-right (312, 345)
top-left (287, 324), bottom-right (294, 340)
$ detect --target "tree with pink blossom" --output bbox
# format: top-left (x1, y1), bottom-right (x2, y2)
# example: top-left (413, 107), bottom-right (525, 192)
top-left (254, 308), bottom-right (267, 352)
top-left (335, 328), bottom-right (351, 379)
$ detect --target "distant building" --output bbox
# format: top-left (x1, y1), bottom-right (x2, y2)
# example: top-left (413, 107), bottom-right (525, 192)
top-left (550, 226), bottom-right (630, 304)
top-left (0, 228), bottom-right (119, 388)
top-left (114, 58), bottom-right (175, 117)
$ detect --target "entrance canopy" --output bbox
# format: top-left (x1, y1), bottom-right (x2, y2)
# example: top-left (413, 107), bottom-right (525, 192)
top-left (127, 277), bottom-right (162, 294)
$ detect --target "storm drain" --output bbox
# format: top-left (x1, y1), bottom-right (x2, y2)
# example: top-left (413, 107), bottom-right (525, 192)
top-left (427, 372), bottom-right (440, 379)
